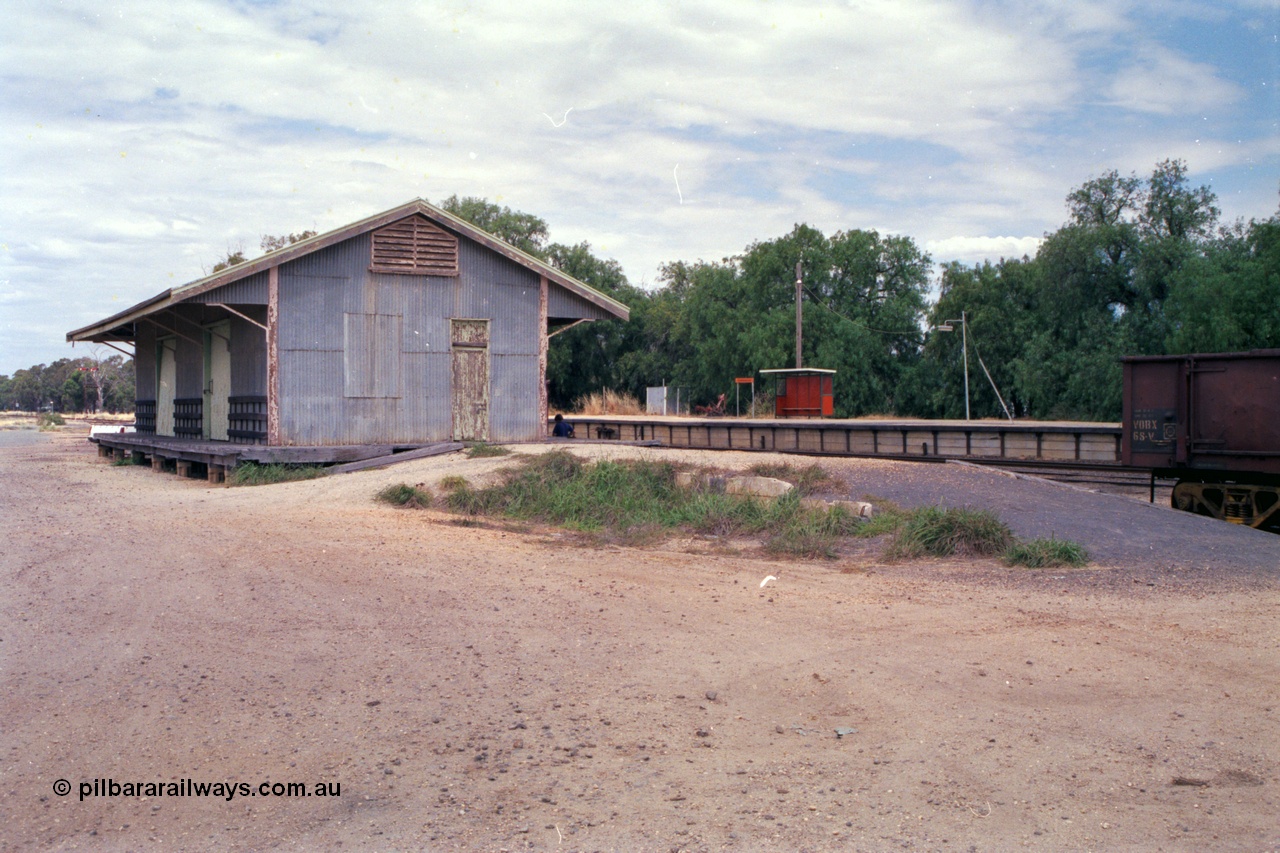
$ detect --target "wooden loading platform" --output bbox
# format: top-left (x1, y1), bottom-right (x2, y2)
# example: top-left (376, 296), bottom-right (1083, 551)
top-left (90, 434), bottom-right (440, 483)
top-left (555, 415), bottom-right (1123, 465)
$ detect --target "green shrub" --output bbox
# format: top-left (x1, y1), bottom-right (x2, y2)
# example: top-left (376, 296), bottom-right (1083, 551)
top-left (1004, 538), bottom-right (1089, 568)
top-left (228, 462), bottom-right (325, 486)
top-left (375, 483), bottom-right (432, 508)
top-left (37, 412), bottom-right (65, 429)
top-left (887, 507), bottom-right (1014, 559)
top-left (465, 442), bottom-right (511, 458)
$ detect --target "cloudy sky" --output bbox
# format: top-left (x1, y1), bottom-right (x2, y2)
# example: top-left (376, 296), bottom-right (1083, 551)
top-left (2, 0), bottom-right (1276, 373)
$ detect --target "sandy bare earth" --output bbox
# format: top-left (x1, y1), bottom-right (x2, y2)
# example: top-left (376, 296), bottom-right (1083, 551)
top-left (2, 428), bottom-right (1278, 852)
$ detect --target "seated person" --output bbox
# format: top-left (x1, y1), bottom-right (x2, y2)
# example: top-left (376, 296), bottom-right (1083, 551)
top-left (551, 413), bottom-right (575, 438)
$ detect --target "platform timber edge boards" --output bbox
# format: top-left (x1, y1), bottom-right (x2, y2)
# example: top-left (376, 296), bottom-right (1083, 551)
top-left (89, 435), bottom-right (433, 468)
top-left (549, 416), bottom-right (1124, 465)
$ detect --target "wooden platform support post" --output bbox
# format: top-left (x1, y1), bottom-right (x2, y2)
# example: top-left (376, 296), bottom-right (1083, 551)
top-left (208, 465), bottom-right (226, 485)
top-left (151, 455), bottom-right (164, 472)
top-left (175, 460), bottom-right (193, 478)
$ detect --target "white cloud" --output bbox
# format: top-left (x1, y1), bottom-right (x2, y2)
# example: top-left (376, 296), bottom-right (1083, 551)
top-left (926, 235), bottom-right (1044, 265)
top-left (1107, 46), bottom-right (1244, 115)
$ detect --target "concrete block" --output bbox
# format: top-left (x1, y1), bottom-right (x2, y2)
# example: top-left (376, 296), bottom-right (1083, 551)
top-left (725, 476), bottom-right (793, 498)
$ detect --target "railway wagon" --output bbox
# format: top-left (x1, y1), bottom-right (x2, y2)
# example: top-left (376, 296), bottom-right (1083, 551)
top-left (1122, 349), bottom-right (1280, 530)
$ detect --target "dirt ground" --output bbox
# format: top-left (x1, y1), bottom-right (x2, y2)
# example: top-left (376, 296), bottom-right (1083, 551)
top-left (2, 428), bottom-right (1278, 852)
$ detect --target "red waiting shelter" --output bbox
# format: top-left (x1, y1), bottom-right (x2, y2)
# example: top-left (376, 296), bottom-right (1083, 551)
top-left (760, 368), bottom-right (835, 418)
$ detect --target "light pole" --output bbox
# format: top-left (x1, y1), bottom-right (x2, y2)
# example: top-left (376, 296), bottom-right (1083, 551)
top-left (936, 311), bottom-right (970, 420)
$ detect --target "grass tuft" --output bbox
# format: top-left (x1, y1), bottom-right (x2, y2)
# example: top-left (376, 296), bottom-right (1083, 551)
top-left (375, 483), bottom-right (433, 508)
top-left (886, 507), bottom-right (1014, 559)
top-left (37, 412), bottom-right (65, 429)
top-left (570, 389), bottom-right (646, 416)
top-left (228, 462), bottom-right (325, 486)
top-left (465, 442), bottom-right (511, 458)
top-left (852, 497), bottom-right (910, 538)
top-left (438, 475), bottom-right (469, 492)
top-left (1004, 538), bottom-right (1089, 568)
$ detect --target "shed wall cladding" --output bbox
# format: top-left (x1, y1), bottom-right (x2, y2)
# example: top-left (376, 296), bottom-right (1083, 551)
top-left (173, 325), bottom-right (205, 400)
top-left (275, 226), bottom-right (544, 444)
top-left (188, 271), bottom-right (269, 304)
top-left (134, 322), bottom-right (158, 400)
top-left (547, 285), bottom-right (617, 321)
top-left (228, 311), bottom-right (268, 398)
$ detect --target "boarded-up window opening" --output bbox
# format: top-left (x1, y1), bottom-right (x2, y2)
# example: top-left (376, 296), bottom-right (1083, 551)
top-left (344, 313), bottom-right (402, 398)
top-left (370, 215), bottom-right (459, 275)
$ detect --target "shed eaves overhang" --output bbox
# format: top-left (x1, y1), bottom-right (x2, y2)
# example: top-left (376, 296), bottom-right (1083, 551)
top-left (68, 198), bottom-right (629, 343)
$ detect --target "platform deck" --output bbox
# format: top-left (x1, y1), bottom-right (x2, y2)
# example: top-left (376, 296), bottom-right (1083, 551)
top-left (90, 434), bottom-right (440, 482)
top-left (553, 415), bottom-right (1124, 465)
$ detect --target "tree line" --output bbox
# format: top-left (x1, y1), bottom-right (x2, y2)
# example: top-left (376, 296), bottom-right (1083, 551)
top-left (442, 161), bottom-right (1278, 422)
top-left (1, 352), bottom-right (135, 413)
top-left (11, 164), bottom-right (1274, 422)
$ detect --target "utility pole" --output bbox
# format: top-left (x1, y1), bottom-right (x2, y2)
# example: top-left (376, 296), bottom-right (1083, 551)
top-left (795, 260), bottom-right (803, 369)
top-left (938, 312), bottom-right (971, 420)
top-left (960, 310), bottom-right (970, 421)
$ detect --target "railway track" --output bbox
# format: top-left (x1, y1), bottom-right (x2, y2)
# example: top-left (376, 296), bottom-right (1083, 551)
top-left (962, 459), bottom-right (1176, 504)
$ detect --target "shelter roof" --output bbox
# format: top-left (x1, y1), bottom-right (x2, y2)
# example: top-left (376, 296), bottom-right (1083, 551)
top-left (68, 198), bottom-right (629, 342)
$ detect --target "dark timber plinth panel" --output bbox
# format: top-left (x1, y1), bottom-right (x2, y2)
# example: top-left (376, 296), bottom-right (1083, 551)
top-left (174, 398), bottom-right (203, 437)
top-left (228, 395), bottom-right (268, 444)
top-left (135, 400), bottom-right (156, 434)
top-left (551, 416), bottom-right (1123, 465)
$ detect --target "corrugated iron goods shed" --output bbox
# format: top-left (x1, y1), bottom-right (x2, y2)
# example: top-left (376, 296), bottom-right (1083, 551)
top-left (68, 199), bottom-right (629, 446)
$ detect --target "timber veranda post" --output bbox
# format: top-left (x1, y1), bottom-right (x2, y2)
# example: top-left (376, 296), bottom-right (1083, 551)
top-left (267, 265), bottom-right (281, 445)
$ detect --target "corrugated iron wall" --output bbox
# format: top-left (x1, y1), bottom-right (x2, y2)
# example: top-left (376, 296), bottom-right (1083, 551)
top-left (275, 228), bottom-right (545, 445)
top-left (188, 271), bottom-right (269, 304)
top-left (229, 311), bottom-right (267, 397)
top-left (547, 285), bottom-right (617, 321)
top-left (171, 310), bottom-right (205, 399)
top-left (134, 322), bottom-right (157, 400)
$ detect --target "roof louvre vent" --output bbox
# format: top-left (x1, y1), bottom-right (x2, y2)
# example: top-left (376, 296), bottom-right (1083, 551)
top-left (370, 215), bottom-right (459, 275)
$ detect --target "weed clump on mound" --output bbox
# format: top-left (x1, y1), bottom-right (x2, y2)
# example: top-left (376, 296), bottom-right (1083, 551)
top-left (1004, 538), bottom-right (1089, 568)
top-left (436, 451), bottom-right (861, 557)
top-left (429, 453), bottom-right (1092, 567)
top-left (376, 483), bottom-right (433, 508)
top-left (886, 507), bottom-right (1014, 559)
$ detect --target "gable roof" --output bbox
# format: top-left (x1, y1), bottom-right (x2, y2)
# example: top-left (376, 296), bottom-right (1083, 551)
top-left (68, 198), bottom-right (629, 342)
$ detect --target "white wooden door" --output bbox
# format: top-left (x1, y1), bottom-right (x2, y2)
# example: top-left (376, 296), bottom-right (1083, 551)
top-left (157, 339), bottom-right (176, 437)
top-left (207, 322), bottom-right (231, 440)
